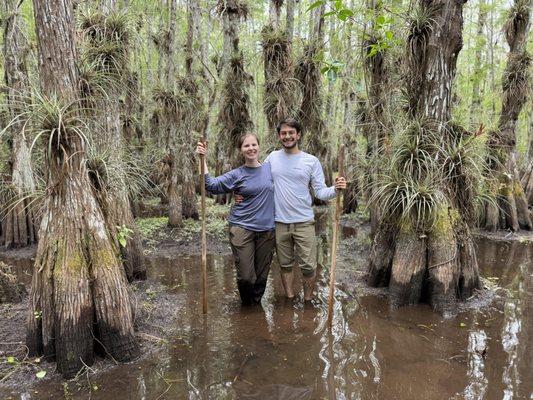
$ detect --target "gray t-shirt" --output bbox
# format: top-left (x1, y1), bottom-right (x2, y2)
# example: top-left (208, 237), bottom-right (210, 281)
top-left (205, 163), bottom-right (275, 231)
top-left (265, 150), bottom-right (336, 223)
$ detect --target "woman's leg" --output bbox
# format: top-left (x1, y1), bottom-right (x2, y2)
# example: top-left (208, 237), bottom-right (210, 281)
top-left (252, 230), bottom-right (276, 303)
top-left (229, 226), bottom-right (256, 305)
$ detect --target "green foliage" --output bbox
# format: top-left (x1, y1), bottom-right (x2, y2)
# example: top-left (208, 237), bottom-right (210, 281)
top-left (116, 225), bottom-right (134, 248)
top-left (370, 118), bottom-right (487, 231)
top-left (136, 198), bottom-right (230, 243)
top-left (79, 9), bottom-right (132, 75)
top-left (136, 217), bottom-right (168, 238)
top-left (321, 60), bottom-right (343, 82)
top-left (309, 0), bottom-right (353, 21)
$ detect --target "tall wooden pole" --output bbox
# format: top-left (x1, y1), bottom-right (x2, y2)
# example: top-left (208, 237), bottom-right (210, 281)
top-left (200, 137), bottom-right (208, 313)
top-left (327, 145), bottom-right (345, 328)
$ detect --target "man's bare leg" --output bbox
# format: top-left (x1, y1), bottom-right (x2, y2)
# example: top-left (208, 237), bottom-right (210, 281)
top-left (302, 271), bottom-right (316, 301)
top-left (280, 269), bottom-right (295, 299)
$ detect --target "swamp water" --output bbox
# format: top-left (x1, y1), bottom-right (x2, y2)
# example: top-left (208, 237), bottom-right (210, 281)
top-left (0, 232), bottom-right (531, 400)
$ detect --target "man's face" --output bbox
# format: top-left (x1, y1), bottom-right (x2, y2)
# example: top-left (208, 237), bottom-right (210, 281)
top-left (278, 124), bottom-right (301, 149)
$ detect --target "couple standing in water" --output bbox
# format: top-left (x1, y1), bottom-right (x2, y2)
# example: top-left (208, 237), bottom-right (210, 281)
top-left (196, 118), bottom-right (346, 305)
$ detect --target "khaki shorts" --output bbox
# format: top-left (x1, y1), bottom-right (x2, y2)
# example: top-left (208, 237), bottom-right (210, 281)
top-left (275, 221), bottom-right (317, 276)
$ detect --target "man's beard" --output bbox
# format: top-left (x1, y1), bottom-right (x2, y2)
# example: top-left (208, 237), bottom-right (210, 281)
top-left (282, 140), bottom-right (297, 149)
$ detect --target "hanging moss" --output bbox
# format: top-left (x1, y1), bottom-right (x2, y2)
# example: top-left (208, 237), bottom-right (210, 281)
top-left (217, 54), bottom-right (253, 163)
top-left (216, 0), bottom-right (249, 18)
top-left (261, 24), bottom-right (299, 136)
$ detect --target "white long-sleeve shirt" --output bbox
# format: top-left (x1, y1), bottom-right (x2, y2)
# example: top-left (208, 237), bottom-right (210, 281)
top-left (265, 150), bottom-right (336, 223)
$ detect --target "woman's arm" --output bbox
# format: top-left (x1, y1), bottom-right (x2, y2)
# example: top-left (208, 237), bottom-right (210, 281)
top-left (205, 169), bottom-right (239, 194)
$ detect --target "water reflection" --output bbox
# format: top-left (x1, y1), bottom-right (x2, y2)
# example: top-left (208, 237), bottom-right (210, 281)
top-left (0, 239), bottom-right (531, 400)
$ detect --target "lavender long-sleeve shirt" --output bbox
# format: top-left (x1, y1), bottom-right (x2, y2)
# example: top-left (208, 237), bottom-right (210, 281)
top-left (205, 163), bottom-right (274, 231)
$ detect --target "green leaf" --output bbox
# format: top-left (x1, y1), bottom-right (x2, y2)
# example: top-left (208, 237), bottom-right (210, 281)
top-left (307, 0), bottom-right (325, 11)
top-left (334, 0), bottom-right (343, 11)
top-left (7, 356), bottom-right (16, 364)
top-left (118, 235), bottom-right (127, 248)
top-left (324, 11), bottom-right (337, 17)
top-left (337, 9), bottom-right (354, 21)
top-left (36, 371), bottom-right (47, 379)
top-left (331, 60), bottom-right (344, 68)
top-left (376, 15), bottom-right (386, 26)
top-left (326, 69), bottom-right (337, 82)
top-left (385, 30), bottom-right (394, 41)
top-left (320, 66), bottom-right (330, 74)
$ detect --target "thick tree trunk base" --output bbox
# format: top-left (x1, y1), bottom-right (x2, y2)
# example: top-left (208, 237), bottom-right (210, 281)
top-left (0, 262), bottom-right (25, 303)
top-left (2, 201), bottom-right (38, 249)
top-left (521, 161), bottom-right (533, 206)
top-left (367, 223), bottom-right (396, 287)
top-left (168, 179), bottom-right (182, 227)
top-left (483, 177), bottom-right (532, 232)
top-left (182, 179), bottom-right (199, 220)
top-left (389, 230), bottom-right (426, 307)
top-left (27, 175), bottom-right (139, 379)
top-left (368, 215), bottom-right (481, 315)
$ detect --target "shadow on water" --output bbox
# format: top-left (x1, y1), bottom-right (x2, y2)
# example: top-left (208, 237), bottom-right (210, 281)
top-left (1, 234), bottom-right (532, 399)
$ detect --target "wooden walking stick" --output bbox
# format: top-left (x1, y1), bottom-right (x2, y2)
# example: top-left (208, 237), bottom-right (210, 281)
top-left (199, 137), bottom-right (208, 314)
top-left (327, 145), bottom-right (345, 328)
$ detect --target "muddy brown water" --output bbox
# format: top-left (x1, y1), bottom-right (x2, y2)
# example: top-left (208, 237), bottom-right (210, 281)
top-left (0, 233), bottom-right (531, 400)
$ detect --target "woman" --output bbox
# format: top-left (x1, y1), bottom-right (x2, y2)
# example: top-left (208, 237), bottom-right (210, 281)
top-left (196, 133), bottom-right (275, 305)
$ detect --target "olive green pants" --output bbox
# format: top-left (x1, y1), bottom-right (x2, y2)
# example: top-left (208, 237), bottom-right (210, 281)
top-left (275, 220), bottom-right (317, 277)
top-left (229, 225), bottom-right (275, 305)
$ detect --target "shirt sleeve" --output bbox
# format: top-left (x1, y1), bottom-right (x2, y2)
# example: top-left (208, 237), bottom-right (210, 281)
top-left (205, 169), bottom-right (239, 194)
top-left (310, 158), bottom-right (336, 201)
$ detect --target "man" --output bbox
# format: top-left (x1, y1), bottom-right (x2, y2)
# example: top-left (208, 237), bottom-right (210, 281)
top-left (264, 118), bottom-right (346, 301)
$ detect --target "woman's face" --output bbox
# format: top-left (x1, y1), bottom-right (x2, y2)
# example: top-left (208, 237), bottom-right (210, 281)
top-left (240, 135), bottom-right (259, 163)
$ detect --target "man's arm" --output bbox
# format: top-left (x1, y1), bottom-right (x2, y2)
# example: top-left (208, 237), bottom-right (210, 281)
top-left (310, 159), bottom-right (336, 201)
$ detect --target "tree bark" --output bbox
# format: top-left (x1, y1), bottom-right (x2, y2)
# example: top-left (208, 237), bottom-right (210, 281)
top-left (2, 0), bottom-right (38, 249)
top-left (470, 0), bottom-right (487, 123)
top-left (90, 1), bottom-right (146, 280)
top-left (285, 0), bottom-right (295, 42)
top-left (216, 0), bottom-right (253, 172)
top-left (363, 0), bottom-right (389, 235)
top-left (181, 0), bottom-right (202, 220)
top-left (296, 4), bottom-right (332, 190)
top-left (368, 0), bottom-right (481, 314)
top-left (165, 0), bottom-right (183, 226)
top-left (27, 0), bottom-right (139, 378)
top-left (483, 0), bottom-right (532, 231)
top-left (0, 262), bottom-right (25, 303)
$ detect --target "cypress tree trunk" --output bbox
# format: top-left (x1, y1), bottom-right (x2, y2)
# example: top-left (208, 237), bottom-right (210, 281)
top-left (27, 0), bottom-right (139, 378)
top-left (164, 0), bottom-right (183, 227)
top-left (363, 0), bottom-right (389, 235)
top-left (368, 0), bottom-right (481, 315)
top-left (262, 1), bottom-right (298, 153)
top-left (83, 2), bottom-right (146, 281)
top-left (216, 0), bottom-right (253, 170)
top-left (181, 0), bottom-right (202, 220)
top-left (296, 4), bottom-right (332, 188)
top-left (483, 0), bottom-right (532, 232)
top-left (286, 0), bottom-right (295, 42)
top-left (470, 0), bottom-right (487, 123)
top-left (0, 262), bottom-right (24, 304)
top-left (2, 0), bottom-right (38, 249)
top-left (341, 1), bottom-right (359, 214)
